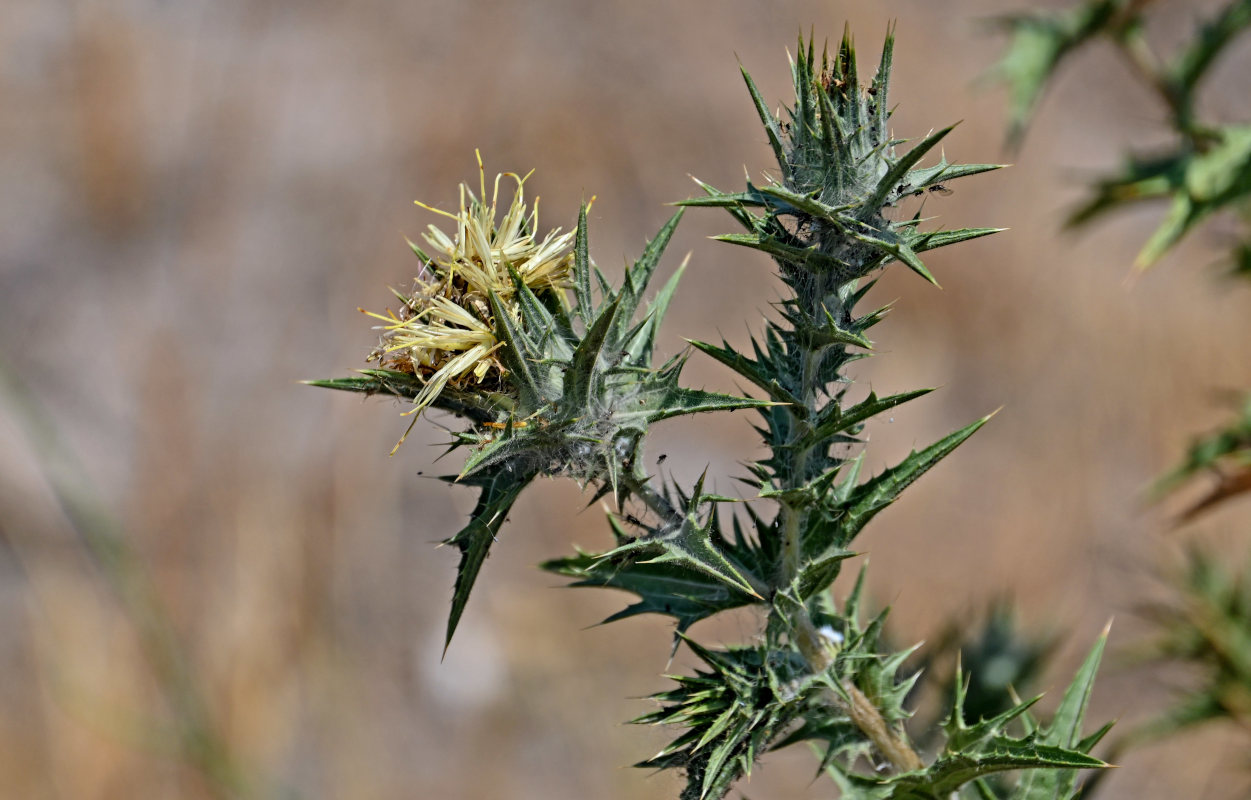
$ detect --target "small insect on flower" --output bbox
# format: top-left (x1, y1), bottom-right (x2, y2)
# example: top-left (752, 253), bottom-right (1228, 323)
top-left (361, 152), bottom-right (576, 453)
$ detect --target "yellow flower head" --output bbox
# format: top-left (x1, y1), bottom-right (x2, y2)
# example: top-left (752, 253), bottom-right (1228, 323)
top-left (362, 154), bottom-right (574, 448)
top-left (416, 152), bottom-right (575, 298)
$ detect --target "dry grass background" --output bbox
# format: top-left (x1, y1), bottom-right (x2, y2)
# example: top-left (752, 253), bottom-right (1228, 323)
top-left (1, 1), bottom-right (1249, 798)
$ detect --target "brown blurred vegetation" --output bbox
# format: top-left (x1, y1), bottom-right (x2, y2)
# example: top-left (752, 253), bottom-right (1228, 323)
top-left (1, 1), bottom-right (1248, 798)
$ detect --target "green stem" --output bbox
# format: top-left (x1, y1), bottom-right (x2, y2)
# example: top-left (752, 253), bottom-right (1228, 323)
top-left (1116, 29), bottom-right (1189, 128)
top-left (771, 276), bottom-right (925, 773)
top-left (1110, 11), bottom-right (1215, 145)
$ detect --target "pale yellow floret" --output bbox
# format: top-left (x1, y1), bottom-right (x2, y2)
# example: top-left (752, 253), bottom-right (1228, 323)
top-left (363, 154), bottom-right (576, 453)
top-left (414, 157), bottom-right (574, 298)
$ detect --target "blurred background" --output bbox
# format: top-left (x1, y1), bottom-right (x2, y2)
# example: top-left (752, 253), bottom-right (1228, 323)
top-left (2, 0), bottom-right (1249, 797)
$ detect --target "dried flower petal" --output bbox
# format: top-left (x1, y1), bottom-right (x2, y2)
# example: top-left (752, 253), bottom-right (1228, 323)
top-left (361, 154), bottom-right (574, 446)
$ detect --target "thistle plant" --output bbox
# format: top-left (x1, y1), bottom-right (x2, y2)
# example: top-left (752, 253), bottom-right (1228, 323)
top-left (313, 26), bottom-right (1112, 799)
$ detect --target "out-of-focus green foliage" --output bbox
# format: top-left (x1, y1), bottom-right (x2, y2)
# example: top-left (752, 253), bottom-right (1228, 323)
top-left (1127, 550), bottom-right (1251, 747)
top-left (991, 5), bottom-right (1251, 794)
top-left (1069, 124), bottom-right (1251, 269)
top-left (1152, 393), bottom-right (1251, 521)
top-left (913, 603), bottom-right (1057, 744)
top-left (991, 0), bottom-right (1133, 144)
top-left (992, 0), bottom-right (1251, 271)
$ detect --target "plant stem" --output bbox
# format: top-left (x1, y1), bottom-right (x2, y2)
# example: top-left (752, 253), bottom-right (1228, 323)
top-left (1114, 28), bottom-right (1192, 134)
top-left (793, 612), bottom-right (925, 772)
top-left (773, 276), bottom-right (925, 773)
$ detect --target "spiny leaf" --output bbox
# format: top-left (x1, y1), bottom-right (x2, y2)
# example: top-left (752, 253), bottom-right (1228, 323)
top-left (645, 386), bottom-right (777, 425)
top-left (848, 223), bottom-right (938, 285)
top-left (573, 202), bottom-right (593, 323)
top-left (620, 210), bottom-right (684, 326)
top-left (626, 259), bottom-right (687, 366)
top-left (675, 191), bottom-right (760, 208)
top-left (873, 23), bottom-right (895, 133)
top-left (867, 124), bottom-right (957, 211)
top-left (441, 468), bottom-right (536, 653)
top-left (838, 411), bottom-right (994, 547)
top-left (688, 339), bottom-right (802, 407)
top-left (909, 742), bottom-right (1106, 796)
top-left (908, 226), bottom-right (1005, 255)
top-left (680, 177), bottom-right (758, 232)
top-left (541, 515), bottom-right (763, 634)
top-left (542, 546), bottom-right (758, 633)
top-left (990, 0), bottom-right (1130, 145)
top-left (303, 370), bottom-right (502, 421)
top-left (799, 388), bottom-right (935, 450)
top-left (795, 546), bottom-right (858, 603)
top-left (741, 65), bottom-right (791, 181)
top-left (755, 183), bottom-right (851, 223)
top-left (713, 233), bottom-right (856, 276)
top-left (635, 641), bottom-right (811, 800)
top-left (565, 296), bottom-right (621, 408)
top-left (824, 742), bottom-right (1105, 800)
top-left (903, 160), bottom-right (1007, 192)
top-left (1009, 624), bottom-right (1110, 800)
top-left (602, 490), bottom-right (765, 601)
top-left (510, 268), bottom-right (573, 361)
top-left (488, 290), bottom-right (543, 405)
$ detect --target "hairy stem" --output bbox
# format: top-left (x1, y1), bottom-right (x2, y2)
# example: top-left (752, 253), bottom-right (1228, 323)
top-left (772, 276), bottom-right (925, 773)
top-left (794, 613), bottom-right (925, 772)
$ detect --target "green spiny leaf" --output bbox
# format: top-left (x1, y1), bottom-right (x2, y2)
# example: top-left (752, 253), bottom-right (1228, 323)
top-left (908, 226), bottom-right (1005, 255)
top-left (713, 233), bottom-right (856, 276)
top-left (904, 160), bottom-right (1006, 192)
top-left (541, 515), bottom-right (762, 634)
top-left (488, 290), bottom-right (544, 406)
top-left (625, 257), bottom-right (687, 367)
top-left (1009, 624), bottom-right (1110, 800)
top-left (574, 202), bottom-right (593, 323)
top-left (867, 125), bottom-right (957, 211)
top-left (565, 296), bottom-right (621, 408)
top-left (838, 411), bottom-right (994, 547)
top-left (620, 210), bottom-right (684, 326)
top-left (441, 468), bottom-right (536, 653)
top-left (645, 386), bottom-right (777, 425)
top-left (688, 339), bottom-right (802, 408)
top-left (799, 388), bottom-right (935, 450)
top-left (741, 65), bottom-right (791, 182)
